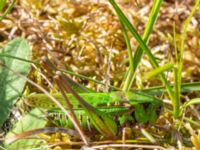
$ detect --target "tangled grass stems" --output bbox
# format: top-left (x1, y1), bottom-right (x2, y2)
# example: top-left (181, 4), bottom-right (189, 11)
top-left (173, 0), bottom-right (200, 118)
top-left (121, 0), bottom-right (163, 91)
top-left (109, 0), bottom-right (175, 117)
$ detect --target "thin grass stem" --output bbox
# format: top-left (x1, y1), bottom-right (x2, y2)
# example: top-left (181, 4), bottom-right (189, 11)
top-left (0, 0), bottom-right (16, 21)
top-left (119, 20), bottom-right (134, 91)
top-left (176, 0), bottom-right (200, 118)
top-left (173, 22), bottom-right (180, 118)
top-left (54, 75), bottom-right (85, 140)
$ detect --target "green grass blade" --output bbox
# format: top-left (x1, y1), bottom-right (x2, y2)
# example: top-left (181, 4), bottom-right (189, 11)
top-left (0, 0), bottom-right (16, 21)
top-left (0, 54), bottom-right (39, 65)
top-left (141, 128), bottom-right (156, 143)
top-left (138, 82), bottom-right (200, 95)
top-left (0, 0), bottom-right (6, 12)
top-left (184, 98), bottom-right (200, 107)
top-left (122, 0), bottom-right (163, 91)
top-left (109, 0), bottom-right (174, 101)
top-left (173, 23), bottom-right (180, 118)
top-left (175, 0), bottom-right (200, 118)
top-left (120, 20), bottom-right (134, 85)
top-left (145, 63), bottom-right (173, 80)
top-left (60, 68), bottom-right (119, 90)
top-left (178, 0), bottom-right (200, 81)
top-left (173, 66), bottom-right (180, 117)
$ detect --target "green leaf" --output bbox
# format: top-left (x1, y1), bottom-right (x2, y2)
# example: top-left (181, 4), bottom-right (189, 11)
top-left (134, 102), bottom-right (162, 124)
top-left (146, 103), bottom-right (160, 123)
top-left (0, 38), bottom-right (32, 127)
top-left (4, 108), bottom-right (48, 149)
top-left (134, 105), bottom-right (148, 124)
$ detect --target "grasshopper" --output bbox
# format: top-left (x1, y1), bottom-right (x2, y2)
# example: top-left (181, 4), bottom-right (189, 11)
top-left (24, 57), bottom-right (162, 138)
top-left (25, 90), bottom-right (162, 135)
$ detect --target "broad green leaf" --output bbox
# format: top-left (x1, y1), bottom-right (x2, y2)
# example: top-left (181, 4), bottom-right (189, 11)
top-left (4, 108), bottom-right (48, 149)
top-left (0, 38), bottom-right (32, 127)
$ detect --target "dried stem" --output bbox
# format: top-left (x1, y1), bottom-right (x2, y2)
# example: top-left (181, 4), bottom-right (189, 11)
top-left (54, 75), bottom-right (86, 140)
top-left (89, 144), bottom-right (167, 150)
top-left (1, 64), bottom-right (90, 146)
top-left (55, 71), bottom-right (94, 110)
top-left (5, 127), bottom-right (80, 144)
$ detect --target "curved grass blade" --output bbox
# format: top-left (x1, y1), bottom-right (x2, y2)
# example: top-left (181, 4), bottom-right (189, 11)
top-left (145, 63), bottom-right (173, 80)
top-left (184, 98), bottom-right (200, 107)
